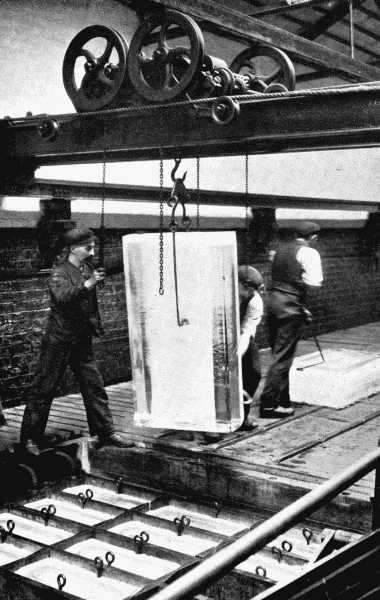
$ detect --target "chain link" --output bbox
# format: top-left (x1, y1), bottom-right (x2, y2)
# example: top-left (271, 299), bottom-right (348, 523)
top-left (159, 144), bottom-right (164, 295)
top-left (98, 125), bottom-right (107, 267)
top-left (196, 156), bottom-right (200, 231)
top-left (245, 153), bottom-right (250, 266)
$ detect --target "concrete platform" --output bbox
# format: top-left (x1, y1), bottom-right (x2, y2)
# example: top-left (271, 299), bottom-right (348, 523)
top-left (3, 322), bottom-right (380, 534)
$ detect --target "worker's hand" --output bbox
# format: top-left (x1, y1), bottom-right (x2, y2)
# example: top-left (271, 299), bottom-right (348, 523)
top-left (85, 268), bottom-right (106, 289)
top-left (303, 308), bottom-right (313, 323)
top-left (93, 268), bottom-right (106, 284)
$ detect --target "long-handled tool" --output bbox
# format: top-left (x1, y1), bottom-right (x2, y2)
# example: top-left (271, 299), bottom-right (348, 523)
top-left (297, 335), bottom-right (325, 371)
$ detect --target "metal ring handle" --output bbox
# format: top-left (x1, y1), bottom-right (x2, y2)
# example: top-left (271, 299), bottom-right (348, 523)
top-left (57, 574), bottom-right (66, 591)
top-left (115, 476), bottom-right (124, 493)
top-left (302, 527), bottom-right (313, 545)
top-left (255, 565), bottom-right (267, 578)
top-left (78, 492), bottom-right (87, 508)
top-left (140, 531), bottom-right (149, 543)
top-left (0, 526), bottom-right (7, 543)
top-left (86, 488), bottom-right (94, 499)
top-left (271, 546), bottom-right (283, 562)
top-left (106, 551), bottom-right (115, 566)
top-left (282, 540), bottom-right (293, 553)
top-left (41, 506), bottom-right (53, 524)
top-left (94, 556), bottom-right (104, 577)
top-left (7, 520), bottom-right (15, 533)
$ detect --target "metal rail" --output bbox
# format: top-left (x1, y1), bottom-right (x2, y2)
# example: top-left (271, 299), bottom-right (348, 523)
top-left (149, 445), bottom-right (380, 600)
top-left (3, 83), bottom-right (380, 167)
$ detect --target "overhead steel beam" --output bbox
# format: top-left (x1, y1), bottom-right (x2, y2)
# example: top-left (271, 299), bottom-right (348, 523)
top-left (246, 0), bottom-right (341, 18)
top-left (2, 84), bottom-right (380, 170)
top-left (6, 179), bottom-right (378, 211)
top-left (147, 0), bottom-right (380, 81)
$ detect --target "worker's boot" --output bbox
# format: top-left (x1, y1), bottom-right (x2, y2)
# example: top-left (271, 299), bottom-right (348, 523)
top-left (237, 403), bottom-right (258, 432)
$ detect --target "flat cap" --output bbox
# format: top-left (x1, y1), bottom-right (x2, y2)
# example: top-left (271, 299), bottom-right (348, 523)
top-left (64, 228), bottom-right (96, 247)
top-left (295, 221), bottom-right (321, 237)
top-left (238, 265), bottom-right (263, 288)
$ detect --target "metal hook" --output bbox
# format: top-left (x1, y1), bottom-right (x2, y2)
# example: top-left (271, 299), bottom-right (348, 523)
top-left (41, 504), bottom-right (56, 526)
top-left (115, 476), bottom-right (124, 494)
top-left (133, 531), bottom-right (149, 554)
top-left (212, 501), bottom-right (221, 519)
top-left (168, 158), bottom-right (191, 230)
top-left (171, 158), bottom-right (187, 183)
top-left (173, 515), bottom-right (190, 536)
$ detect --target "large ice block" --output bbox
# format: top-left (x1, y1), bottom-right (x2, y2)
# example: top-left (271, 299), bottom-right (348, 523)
top-left (123, 232), bottom-right (243, 432)
top-left (289, 348), bottom-right (380, 408)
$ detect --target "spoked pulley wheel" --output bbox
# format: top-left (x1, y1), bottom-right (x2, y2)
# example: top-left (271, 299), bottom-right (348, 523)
top-left (230, 43), bottom-right (296, 92)
top-left (62, 25), bottom-right (133, 111)
top-left (127, 9), bottom-right (205, 102)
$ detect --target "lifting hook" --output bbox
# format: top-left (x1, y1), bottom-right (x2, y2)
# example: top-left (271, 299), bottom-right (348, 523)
top-left (168, 158), bottom-right (191, 231)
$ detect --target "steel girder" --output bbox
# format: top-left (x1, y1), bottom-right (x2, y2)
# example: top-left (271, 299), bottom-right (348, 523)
top-left (2, 85), bottom-right (380, 171)
top-left (6, 179), bottom-right (378, 211)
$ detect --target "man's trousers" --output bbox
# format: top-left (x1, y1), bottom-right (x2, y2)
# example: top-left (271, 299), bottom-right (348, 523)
top-left (20, 334), bottom-right (114, 445)
top-left (259, 315), bottom-right (304, 410)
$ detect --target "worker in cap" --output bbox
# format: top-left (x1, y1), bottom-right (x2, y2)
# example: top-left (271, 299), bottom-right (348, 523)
top-left (295, 221), bottom-right (321, 238)
top-left (259, 221), bottom-right (323, 418)
top-left (238, 265), bottom-right (264, 288)
top-left (64, 227), bottom-right (97, 247)
top-left (20, 227), bottom-right (133, 454)
top-left (234, 265), bottom-right (265, 431)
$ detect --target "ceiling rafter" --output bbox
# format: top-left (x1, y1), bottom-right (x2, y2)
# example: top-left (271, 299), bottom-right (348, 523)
top-left (138, 0), bottom-right (380, 81)
top-left (246, 0), bottom-right (340, 18)
top-left (283, 3), bottom-right (380, 62)
top-left (298, 0), bottom-right (363, 40)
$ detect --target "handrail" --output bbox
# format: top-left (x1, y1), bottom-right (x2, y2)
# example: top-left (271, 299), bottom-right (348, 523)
top-left (149, 445), bottom-right (380, 600)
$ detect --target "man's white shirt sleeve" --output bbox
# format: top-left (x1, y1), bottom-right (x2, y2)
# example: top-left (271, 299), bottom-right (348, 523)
top-left (241, 293), bottom-right (264, 338)
top-left (297, 246), bottom-right (323, 287)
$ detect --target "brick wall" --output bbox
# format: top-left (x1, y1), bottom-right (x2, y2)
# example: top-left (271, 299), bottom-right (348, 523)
top-left (1, 225), bottom-right (380, 407)
top-left (238, 225), bottom-right (380, 347)
top-left (0, 229), bottom-right (129, 407)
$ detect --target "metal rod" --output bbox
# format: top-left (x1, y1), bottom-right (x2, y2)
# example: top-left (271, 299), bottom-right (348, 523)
top-left (314, 335), bottom-right (325, 362)
top-left (172, 230), bottom-right (189, 327)
top-left (349, 0), bottom-right (355, 59)
top-left (148, 445), bottom-right (380, 600)
top-left (372, 438), bottom-right (380, 529)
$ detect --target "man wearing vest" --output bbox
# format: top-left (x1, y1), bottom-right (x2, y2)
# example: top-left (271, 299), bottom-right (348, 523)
top-left (259, 222), bottom-right (323, 418)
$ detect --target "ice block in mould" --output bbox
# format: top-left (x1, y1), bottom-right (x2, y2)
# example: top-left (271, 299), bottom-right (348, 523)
top-left (123, 232), bottom-right (243, 432)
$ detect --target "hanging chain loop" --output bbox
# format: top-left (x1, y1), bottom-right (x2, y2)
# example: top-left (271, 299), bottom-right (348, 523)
top-left (159, 143), bottom-right (164, 295)
top-left (196, 157), bottom-right (200, 231)
top-left (98, 123), bottom-right (108, 267)
top-left (245, 152), bottom-right (251, 267)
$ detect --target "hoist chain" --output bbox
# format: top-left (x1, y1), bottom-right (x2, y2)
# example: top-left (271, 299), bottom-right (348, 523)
top-left (159, 144), bottom-right (165, 296)
top-left (98, 125), bottom-right (108, 275)
top-left (245, 153), bottom-right (250, 266)
top-left (196, 157), bottom-right (200, 231)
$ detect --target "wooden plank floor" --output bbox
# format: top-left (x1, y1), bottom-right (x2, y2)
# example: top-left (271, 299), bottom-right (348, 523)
top-left (2, 321), bottom-right (380, 517)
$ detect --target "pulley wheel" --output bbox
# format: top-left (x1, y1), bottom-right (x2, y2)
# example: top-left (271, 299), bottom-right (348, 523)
top-left (62, 25), bottom-right (132, 111)
top-left (211, 96), bottom-right (240, 125)
top-left (127, 9), bottom-right (205, 101)
top-left (230, 43), bottom-right (296, 92)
